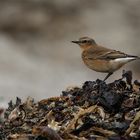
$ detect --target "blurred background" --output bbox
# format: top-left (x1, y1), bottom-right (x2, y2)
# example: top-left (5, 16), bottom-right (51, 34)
top-left (0, 0), bottom-right (140, 107)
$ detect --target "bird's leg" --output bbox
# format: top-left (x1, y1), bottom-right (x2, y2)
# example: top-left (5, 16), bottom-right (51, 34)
top-left (103, 72), bottom-right (113, 82)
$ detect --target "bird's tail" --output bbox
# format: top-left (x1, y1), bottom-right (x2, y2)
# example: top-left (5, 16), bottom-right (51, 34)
top-left (134, 56), bottom-right (140, 59)
top-left (129, 55), bottom-right (140, 59)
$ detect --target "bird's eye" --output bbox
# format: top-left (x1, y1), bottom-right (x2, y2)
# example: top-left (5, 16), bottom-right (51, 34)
top-left (82, 40), bottom-right (88, 43)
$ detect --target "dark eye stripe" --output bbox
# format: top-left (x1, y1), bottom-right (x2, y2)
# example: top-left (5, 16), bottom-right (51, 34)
top-left (82, 40), bottom-right (88, 43)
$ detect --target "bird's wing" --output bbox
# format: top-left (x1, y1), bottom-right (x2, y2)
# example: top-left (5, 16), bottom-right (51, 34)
top-left (97, 50), bottom-right (128, 59)
top-left (86, 50), bottom-right (138, 60)
top-left (97, 50), bottom-right (139, 60)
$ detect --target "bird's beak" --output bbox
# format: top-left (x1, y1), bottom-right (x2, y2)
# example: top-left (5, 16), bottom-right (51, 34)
top-left (71, 40), bottom-right (80, 44)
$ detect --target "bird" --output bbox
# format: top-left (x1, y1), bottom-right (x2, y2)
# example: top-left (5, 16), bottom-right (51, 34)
top-left (72, 37), bottom-right (139, 81)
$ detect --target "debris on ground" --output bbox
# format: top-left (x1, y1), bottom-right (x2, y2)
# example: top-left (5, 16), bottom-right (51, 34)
top-left (0, 70), bottom-right (140, 140)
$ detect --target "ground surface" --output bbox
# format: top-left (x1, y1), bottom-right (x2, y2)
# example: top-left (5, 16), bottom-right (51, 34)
top-left (0, 71), bottom-right (140, 140)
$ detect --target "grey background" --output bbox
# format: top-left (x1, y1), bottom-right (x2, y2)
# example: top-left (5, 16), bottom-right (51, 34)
top-left (0, 0), bottom-right (140, 107)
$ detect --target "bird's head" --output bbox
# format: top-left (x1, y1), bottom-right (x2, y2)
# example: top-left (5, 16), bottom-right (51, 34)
top-left (72, 37), bottom-right (96, 50)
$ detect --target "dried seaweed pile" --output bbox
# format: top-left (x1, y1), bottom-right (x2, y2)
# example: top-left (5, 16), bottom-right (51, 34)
top-left (0, 71), bottom-right (140, 140)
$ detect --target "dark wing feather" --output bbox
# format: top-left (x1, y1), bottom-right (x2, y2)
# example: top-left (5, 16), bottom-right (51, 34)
top-left (86, 49), bottom-right (138, 60)
top-left (97, 50), bottom-right (128, 59)
top-left (97, 50), bottom-right (139, 60)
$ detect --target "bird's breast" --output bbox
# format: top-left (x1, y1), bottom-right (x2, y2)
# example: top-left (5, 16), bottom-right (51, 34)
top-left (82, 58), bottom-right (111, 73)
top-left (82, 56), bottom-right (136, 73)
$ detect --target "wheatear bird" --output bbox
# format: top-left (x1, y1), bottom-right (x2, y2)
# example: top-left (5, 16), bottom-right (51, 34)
top-left (72, 37), bottom-right (139, 81)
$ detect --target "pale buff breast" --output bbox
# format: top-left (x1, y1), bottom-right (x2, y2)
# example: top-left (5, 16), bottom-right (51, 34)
top-left (82, 57), bottom-right (136, 73)
top-left (83, 59), bottom-right (112, 73)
